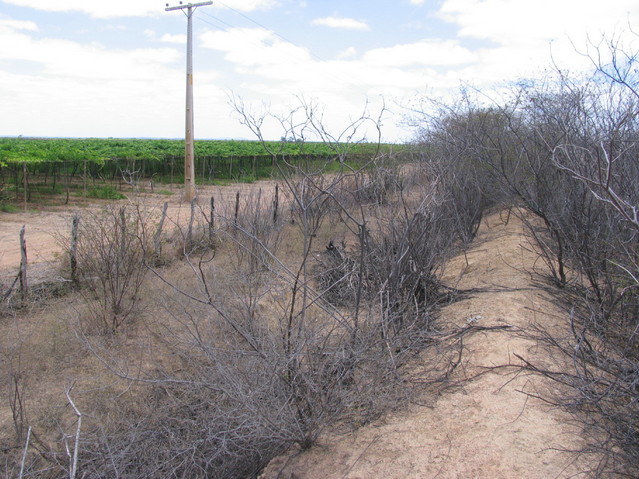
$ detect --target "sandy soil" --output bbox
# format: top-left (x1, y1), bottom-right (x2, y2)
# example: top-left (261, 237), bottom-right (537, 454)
top-left (260, 211), bottom-right (593, 478)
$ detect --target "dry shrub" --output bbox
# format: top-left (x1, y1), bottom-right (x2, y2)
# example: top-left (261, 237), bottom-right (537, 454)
top-left (59, 158), bottom-right (473, 478)
top-left (3, 100), bottom-right (488, 477)
top-left (353, 165), bottom-right (404, 206)
top-left (410, 40), bottom-right (639, 475)
top-left (523, 301), bottom-right (639, 478)
top-left (68, 204), bottom-right (153, 333)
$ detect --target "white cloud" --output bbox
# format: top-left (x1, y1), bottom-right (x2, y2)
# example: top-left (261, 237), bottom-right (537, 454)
top-left (0, 0), bottom-right (278, 18)
top-left (0, 25), bottom-right (179, 81)
top-left (0, 17), bottom-right (182, 76)
top-left (160, 33), bottom-right (187, 44)
top-left (0, 19), bottom-right (39, 32)
top-left (201, 28), bottom-right (311, 68)
top-left (1, 0), bottom-right (162, 18)
top-left (200, 27), bottom-right (442, 102)
top-left (0, 68), bottom-right (187, 138)
top-left (429, 0), bottom-right (639, 88)
top-left (0, 18), bottom-right (184, 135)
top-left (439, 0), bottom-right (639, 45)
top-left (364, 40), bottom-right (474, 67)
top-left (409, 0), bottom-right (425, 5)
top-left (311, 16), bottom-right (370, 31)
top-left (223, 0), bottom-right (280, 12)
top-left (337, 46), bottom-right (357, 60)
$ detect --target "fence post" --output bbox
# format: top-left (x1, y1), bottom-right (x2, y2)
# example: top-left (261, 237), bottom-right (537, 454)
top-left (234, 191), bottom-right (240, 226)
top-left (70, 215), bottom-right (80, 286)
top-left (19, 225), bottom-right (27, 300)
top-left (154, 201), bottom-right (169, 261)
top-left (273, 183), bottom-right (279, 225)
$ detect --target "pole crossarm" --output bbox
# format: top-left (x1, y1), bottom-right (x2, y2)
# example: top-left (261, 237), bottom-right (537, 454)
top-left (165, 1), bottom-right (212, 12)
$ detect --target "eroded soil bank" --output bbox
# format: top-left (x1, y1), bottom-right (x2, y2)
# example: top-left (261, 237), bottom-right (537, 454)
top-left (261, 212), bottom-right (593, 479)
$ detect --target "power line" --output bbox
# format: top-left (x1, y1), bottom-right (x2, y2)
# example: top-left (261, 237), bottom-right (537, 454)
top-left (196, 10), bottom-right (235, 32)
top-left (196, 4), bottom-right (365, 91)
top-left (216, 1), bottom-right (319, 61)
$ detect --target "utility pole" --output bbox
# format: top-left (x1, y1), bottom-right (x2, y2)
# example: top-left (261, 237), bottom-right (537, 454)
top-left (165, 1), bottom-right (212, 202)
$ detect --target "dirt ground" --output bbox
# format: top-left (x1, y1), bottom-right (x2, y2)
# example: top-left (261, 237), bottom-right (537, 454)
top-left (1, 188), bottom-right (596, 478)
top-left (260, 211), bottom-right (594, 478)
top-left (0, 182), bottom-right (282, 285)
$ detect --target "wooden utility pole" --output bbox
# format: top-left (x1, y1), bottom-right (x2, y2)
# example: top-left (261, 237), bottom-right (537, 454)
top-left (165, 1), bottom-right (212, 202)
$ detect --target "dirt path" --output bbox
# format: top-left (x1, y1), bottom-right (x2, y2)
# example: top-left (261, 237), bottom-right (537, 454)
top-left (262, 212), bottom-right (591, 478)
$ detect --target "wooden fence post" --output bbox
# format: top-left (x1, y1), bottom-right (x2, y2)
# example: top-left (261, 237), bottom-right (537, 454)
top-left (273, 183), bottom-right (279, 225)
top-left (154, 201), bottom-right (169, 261)
top-left (234, 191), bottom-right (240, 226)
top-left (19, 225), bottom-right (27, 300)
top-left (70, 215), bottom-right (80, 286)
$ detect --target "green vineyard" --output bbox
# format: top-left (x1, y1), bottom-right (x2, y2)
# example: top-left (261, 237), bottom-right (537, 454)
top-left (0, 137), bottom-right (402, 202)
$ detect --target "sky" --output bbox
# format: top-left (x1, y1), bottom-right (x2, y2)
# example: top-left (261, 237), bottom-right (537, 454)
top-left (0, 0), bottom-right (637, 142)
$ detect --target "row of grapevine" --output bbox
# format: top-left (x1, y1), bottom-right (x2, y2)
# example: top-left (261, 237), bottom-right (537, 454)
top-left (0, 138), bottom-right (400, 202)
top-left (0, 137), bottom-right (391, 166)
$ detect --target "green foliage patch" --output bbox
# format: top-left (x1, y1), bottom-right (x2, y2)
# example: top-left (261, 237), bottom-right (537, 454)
top-left (85, 185), bottom-right (127, 200)
top-left (0, 201), bottom-right (19, 213)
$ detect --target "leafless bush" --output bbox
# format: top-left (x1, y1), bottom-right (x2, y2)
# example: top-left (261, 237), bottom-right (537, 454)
top-left (542, 37), bottom-right (639, 475)
top-left (217, 188), bottom-right (284, 331)
top-left (1, 320), bottom-right (29, 456)
top-left (520, 301), bottom-right (639, 478)
top-left (370, 201), bottom-right (458, 336)
top-left (314, 239), bottom-right (359, 306)
top-left (353, 165), bottom-right (404, 205)
top-left (56, 100), bottom-right (481, 478)
top-left (65, 204), bottom-right (152, 333)
top-left (409, 34), bottom-right (639, 475)
top-left (316, 178), bottom-right (456, 323)
top-left (411, 98), bottom-right (510, 247)
top-left (164, 198), bottom-right (217, 257)
top-left (0, 317), bottom-right (52, 479)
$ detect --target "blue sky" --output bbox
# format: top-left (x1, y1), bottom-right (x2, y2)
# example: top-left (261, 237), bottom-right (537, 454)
top-left (0, 0), bottom-right (637, 142)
